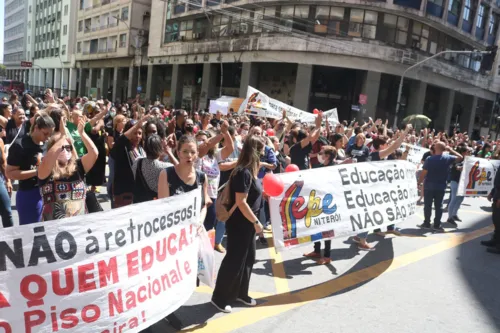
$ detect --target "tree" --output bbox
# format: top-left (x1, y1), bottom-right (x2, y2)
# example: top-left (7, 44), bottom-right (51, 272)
top-left (0, 64), bottom-right (6, 77)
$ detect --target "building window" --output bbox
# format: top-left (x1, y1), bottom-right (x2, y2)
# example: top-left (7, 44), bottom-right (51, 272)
top-left (78, 20), bottom-right (83, 32)
top-left (61, 45), bottom-right (66, 55)
top-left (63, 25), bottom-right (67, 35)
top-left (64, 4), bottom-right (68, 15)
top-left (77, 42), bottom-right (81, 53)
top-left (119, 33), bottom-right (127, 47)
top-left (179, 20), bottom-right (194, 40)
top-left (280, 5), bottom-right (310, 32)
top-left (463, 0), bottom-right (473, 21)
top-left (253, 7), bottom-right (277, 33)
top-left (476, 5), bottom-right (486, 29)
top-left (348, 9), bottom-right (378, 39)
top-left (412, 21), bottom-right (429, 51)
top-left (57, 11), bottom-right (61, 20)
top-left (448, 0), bottom-right (461, 15)
top-left (164, 22), bottom-right (179, 43)
top-left (121, 6), bottom-right (129, 21)
top-left (29, 5), bottom-right (31, 13)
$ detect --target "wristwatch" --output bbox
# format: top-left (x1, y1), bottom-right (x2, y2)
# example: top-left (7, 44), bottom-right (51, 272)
top-left (255, 221), bottom-right (260, 225)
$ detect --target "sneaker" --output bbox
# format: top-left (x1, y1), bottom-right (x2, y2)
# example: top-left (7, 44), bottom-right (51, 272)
top-left (358, 243), bottom-right (375, 251)
top-left (303, 251), bottom-right (321, 258)
top-left (264, 224), bottom-right (272, 231)
top-left (259, 237), bottom-right (268, 245)
top-left (236, 296), bottom-right (257, 306)
top-left (317, 257), bottom-right (332, 265)
top-left (433, 226), bottom-right (445, 233)
top-left (452, 215), bottom-right (462, 222)
top-left (447, 219), bottom-right (458, 227)
top-left (211, 299), bottom-right (232, 313)
top-left (480, 239), bottom-right (497, 247)
top-left (214, 243), bottom-right (226, 253)
top-left (418, 223), bottom-right (432, 229)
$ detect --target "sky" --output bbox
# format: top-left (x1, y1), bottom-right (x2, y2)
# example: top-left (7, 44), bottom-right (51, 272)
top-left (0, 5), bottom-right (3, 63)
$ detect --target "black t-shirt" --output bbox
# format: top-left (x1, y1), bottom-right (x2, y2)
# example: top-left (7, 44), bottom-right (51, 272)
top-left (229, 168), bottom-right (262, 223)
top-left (421, 151), bottom-right (431, 163)
top-left (112, 135), bottom-right (144, 195)
top-left (7, 135), bottom-right (45, 191)
top-left (369, 151), bottom-right (395, 162)
top-left (5, 119), bottom-right (31, 144)
top-left (450, 162), bottom-right (463, 182)
top-left (290, 142), bottom-right (312, 170)
top-left (166, 166), bottom-right (206, 208)
top-left (347, 144), bottom-right (370, 162)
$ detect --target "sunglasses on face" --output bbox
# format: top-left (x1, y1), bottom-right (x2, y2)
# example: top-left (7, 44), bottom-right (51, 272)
top-left (61, 145), bottom-right (73, 152)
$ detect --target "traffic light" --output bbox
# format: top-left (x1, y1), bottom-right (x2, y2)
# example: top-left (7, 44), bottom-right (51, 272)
top-left (480, 45), bottom-right (498, 72)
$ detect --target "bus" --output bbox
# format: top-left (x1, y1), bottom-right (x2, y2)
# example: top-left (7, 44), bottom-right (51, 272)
top-left (1, 80), bottom-right (24, 94)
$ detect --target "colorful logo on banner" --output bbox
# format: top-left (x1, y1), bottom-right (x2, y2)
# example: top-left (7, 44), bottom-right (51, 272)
top-left (466, 161), bottom-right (493, 193)
top-left (279, 181), bottom-right (339, 246)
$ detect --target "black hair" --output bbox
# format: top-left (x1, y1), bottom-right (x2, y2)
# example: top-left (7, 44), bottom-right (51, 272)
top-left (228, 126), bottom-right (236, 136)
top-left (144, 134), bottom-right (164, 159)
top-left (34, 113), bottom-right (56, 131)
top-left (0, 104), bottom-right (10, 117)
top-left (177, 134), bottom-right (197, 151)
top-left (144, 118), bottom-right (166, 139)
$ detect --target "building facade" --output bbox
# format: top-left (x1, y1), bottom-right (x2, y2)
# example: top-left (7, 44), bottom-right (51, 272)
top-left (3, 0), bottom-right (29, 81)
top-left (146, 0), bottom-right (500, 135)
top-left (73, 0), bottom-right (151, 101)
top-left (25, 0), bottom-right (79, 96)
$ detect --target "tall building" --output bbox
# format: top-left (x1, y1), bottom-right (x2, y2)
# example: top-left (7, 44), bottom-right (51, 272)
top-left (146, 0), bottom-right (500, 136)
top-left (27, 0), bottom-right (79, 96)
top-left (3, 0), bottom-right (29, 82)
top-left (74, 0), bottom-right (151, 101)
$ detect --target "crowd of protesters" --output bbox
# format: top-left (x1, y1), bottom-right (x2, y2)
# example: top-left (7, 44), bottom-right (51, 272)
top-left (1, 89), bottom-right (499, 331)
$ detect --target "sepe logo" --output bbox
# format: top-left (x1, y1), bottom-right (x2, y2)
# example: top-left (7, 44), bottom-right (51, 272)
top-left (466, 161), bottom-right (492, 189)
top-left (279, 181), bottom-right (339, 240)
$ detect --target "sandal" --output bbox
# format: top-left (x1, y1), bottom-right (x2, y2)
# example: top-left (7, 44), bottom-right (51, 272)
top-left (317, 257), bottom-right (332, 265)
top-left (303, 251), bottom-right (321, 258)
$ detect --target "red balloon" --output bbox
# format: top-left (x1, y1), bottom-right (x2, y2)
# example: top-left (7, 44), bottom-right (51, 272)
top-left (285, 164), bottom-right (300, 172)
top-left (313, 108), bottom-right (320, 114)
top-left (266, 128), bottom-right (275, 137)
top-left (263, 173), bottom-right (284, 197)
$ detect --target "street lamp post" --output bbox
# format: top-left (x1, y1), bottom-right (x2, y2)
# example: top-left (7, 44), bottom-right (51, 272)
top-left (393, 49), bottom-right (488, 128)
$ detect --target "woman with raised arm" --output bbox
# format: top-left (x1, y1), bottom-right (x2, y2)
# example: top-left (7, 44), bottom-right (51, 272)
top-left (37, 117), bottom-right (98, 221)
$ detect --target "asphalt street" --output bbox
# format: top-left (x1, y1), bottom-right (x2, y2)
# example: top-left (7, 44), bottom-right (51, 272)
top-left (4, 181), bottom-right (500, 333)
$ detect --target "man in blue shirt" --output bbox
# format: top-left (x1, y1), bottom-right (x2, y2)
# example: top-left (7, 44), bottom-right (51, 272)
top-left (418, 142), bottom-right (463, 231)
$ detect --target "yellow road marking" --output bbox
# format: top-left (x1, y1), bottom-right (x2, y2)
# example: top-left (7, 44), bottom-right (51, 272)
top-left (266, 236), bottom-right (290, 294)
top-left (186, 224), bottom-right (493, 333)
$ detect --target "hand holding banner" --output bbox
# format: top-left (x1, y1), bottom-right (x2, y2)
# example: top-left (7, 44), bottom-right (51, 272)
top-left (457, 156), bottom-right (500, 196)
top-left (269, 161), bottom-right (418, 252)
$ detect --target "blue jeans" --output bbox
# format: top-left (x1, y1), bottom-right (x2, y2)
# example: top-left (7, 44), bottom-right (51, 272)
top-left (203, 197), bottom-right (226, 245)
top-left (448, 181), bottom-right (464, 218)
top-left (0, 181), bottom-right (12, 227)
top-left (424, 188), bottom-right (445, 227)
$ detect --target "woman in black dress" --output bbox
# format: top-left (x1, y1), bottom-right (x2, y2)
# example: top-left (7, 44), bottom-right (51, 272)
top-left (211, 135), bottom-right (265, 313)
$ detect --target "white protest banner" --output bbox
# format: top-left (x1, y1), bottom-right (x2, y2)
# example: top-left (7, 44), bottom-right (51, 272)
top-left (269, 161), bottom-right (418, 252)
top-left (457, 156), bottom-right (500, 196)
top-left (400, 143), bottom-right (430, 167)
top-left (238, 87), bottom-right (338, 123)
top-left (209, 99), bottom-right (229, 115)
top-left (0, 190), bottom-right (202, 333)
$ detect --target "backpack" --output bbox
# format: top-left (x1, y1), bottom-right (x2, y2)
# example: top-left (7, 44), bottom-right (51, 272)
top-left (215, 170), bottom-right (237, 222)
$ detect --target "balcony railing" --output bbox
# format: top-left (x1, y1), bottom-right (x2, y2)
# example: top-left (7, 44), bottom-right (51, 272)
top-left (92, 26), bottom-right (99, 31)
top-left (107, 47), bottom-right (116, 52)
top-left (100, 24), bottom-right (108, 30)
top-left (84, 28), bottom-right (90, 33)
top-left (119, 42), bottom-right (126, 48)
top-left (82, 51), bottom-right (89, 54)
top-left (102, 0), bottom-right (110, 5)
top-left (109, 22), bottom-right (117, 28)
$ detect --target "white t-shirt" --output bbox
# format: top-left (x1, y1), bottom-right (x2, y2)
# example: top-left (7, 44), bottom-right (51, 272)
top-left (195, 149), bottom-right (223, 199)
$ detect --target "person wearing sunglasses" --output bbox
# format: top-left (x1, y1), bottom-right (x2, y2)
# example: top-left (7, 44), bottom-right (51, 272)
top-left (37, 117), bottom-right (98, 221)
